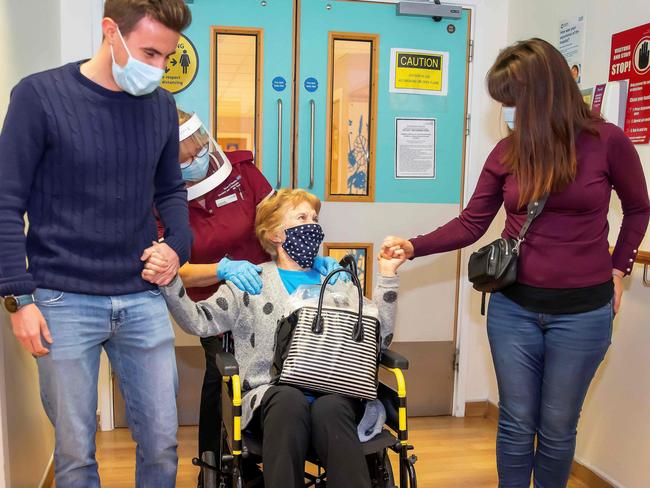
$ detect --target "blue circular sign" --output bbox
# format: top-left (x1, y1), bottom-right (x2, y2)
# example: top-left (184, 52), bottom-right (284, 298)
top-left (304, 77), bottom-right (319, 92)
top-left (272, 76), bottom-right (287, 92)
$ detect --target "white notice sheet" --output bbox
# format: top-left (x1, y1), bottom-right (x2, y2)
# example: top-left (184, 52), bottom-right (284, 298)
top-left (395, 118), bottom-right (436, 179)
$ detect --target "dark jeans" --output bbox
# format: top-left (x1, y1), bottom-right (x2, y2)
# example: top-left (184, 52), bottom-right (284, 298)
top-left (198, 336), bottom-right (222, 456)
top-left (487, 292), bottom-right (612, 488)
top-left (256, 385), bottom-right (370, 488)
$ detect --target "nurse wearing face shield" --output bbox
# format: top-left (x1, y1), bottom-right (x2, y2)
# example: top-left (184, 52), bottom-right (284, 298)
top-left (144, 108), bottom-right (343, 468)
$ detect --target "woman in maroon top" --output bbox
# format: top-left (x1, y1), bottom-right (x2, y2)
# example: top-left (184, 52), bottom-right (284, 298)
top-left (382, 39), bottom-right (650, 487)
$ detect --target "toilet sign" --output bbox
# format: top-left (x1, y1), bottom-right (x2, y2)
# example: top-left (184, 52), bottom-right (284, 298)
top-left (390, 48), bottom-right (449, 96)
top-left (161, 34), bottom-right (199, 95)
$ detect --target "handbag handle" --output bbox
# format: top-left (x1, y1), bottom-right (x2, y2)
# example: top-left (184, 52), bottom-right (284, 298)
top-left (312, 267), bottom-right (365, 343)
top-left (338, 254), bottom-right (359, 276)
top-left (514, 195), bottom-right (549, 253)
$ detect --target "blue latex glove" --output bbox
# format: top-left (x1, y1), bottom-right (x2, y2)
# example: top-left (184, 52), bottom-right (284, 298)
top-left (217, 257), bottom-right (263, 295)
top-left (313, 256), bottom-right (349, 284)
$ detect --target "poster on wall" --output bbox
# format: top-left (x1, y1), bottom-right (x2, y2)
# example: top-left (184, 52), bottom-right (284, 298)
top-left (323, 243), bottom-right (373, 298)
top-left (160, 34), bottom-right (199, 95)
top-left (390, 48), bottom-right (449, 96)
top-left (395, 118), bottom-right (436, 179)
top-left (559, 15), bottom-right (586, 84)
top-left (581, 87), bottom-right (594, 107)
top-left (609, 22), bottom-right (650, 144)
top-left (591, 84), bottom-right (607, 115)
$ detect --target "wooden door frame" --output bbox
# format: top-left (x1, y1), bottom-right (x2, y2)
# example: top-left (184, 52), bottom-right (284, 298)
top-left (209, 26), bottom-right (265, 170)
top-left (324, 32), bottom-right (379, 202)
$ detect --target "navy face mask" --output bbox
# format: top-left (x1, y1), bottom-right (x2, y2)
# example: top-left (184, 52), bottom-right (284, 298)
top-left (282, 223), bottom-right (325, 269)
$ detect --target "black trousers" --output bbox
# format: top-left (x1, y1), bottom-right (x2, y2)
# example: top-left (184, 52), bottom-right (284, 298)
top-left (198, 336), bottom-right (222, 456)
top-left (256, 385), bottom-right (371, 488)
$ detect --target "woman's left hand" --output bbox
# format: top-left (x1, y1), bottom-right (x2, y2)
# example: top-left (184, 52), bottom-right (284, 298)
top-left (377, 249), bottom-right (407, 277)
top-left (612, 271), bottom-right (624, 314)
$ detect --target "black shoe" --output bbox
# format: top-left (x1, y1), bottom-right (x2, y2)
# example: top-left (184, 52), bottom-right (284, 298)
top-left (242, 460), bottom-right (264, 488)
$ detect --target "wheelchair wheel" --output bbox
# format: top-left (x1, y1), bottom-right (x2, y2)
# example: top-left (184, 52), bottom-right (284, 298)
top-left (368, 451), bottom-right (396, 488)
top-left (232, 466), bottom-right (243, 488)
top-left (201, 451), bottom-right (218, 488)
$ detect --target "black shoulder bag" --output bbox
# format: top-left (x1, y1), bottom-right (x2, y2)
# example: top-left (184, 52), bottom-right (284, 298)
top-left (468, 196), bottom-right (548, 315)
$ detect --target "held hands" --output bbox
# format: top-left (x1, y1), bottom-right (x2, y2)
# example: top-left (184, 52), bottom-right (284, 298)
top-left (141, 241), bottom-right (180, 286)
top-left (217, 257), bottom-right (263, 295)
top-left (10, 304), bottom-right (52, 357)
top-left (380, 236), bottom-right (414, 260)
top-left (377, 246), bottom-right (407, 277)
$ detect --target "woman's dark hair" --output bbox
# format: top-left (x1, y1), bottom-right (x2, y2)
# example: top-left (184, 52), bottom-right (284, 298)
top-left (487, 38), bottom-right (600, 207)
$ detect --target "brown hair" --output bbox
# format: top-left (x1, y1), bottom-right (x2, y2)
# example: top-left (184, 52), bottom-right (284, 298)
top-left (487, 38), bottom-right (600, 208)
top-left (255, 189), bottom-right (321, 256)
top-left (177, 108), bottom-right (192, 125)
top-left (104, 0), bottom-right (192, 35)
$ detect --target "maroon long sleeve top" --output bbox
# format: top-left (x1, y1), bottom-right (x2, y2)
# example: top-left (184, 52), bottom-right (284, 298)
top-left (411, 122), bottom-right (650, 289)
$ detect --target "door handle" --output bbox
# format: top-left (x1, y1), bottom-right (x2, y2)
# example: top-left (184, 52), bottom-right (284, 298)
top-left (309, 99), bottom-right (315, 189)
top-left (277, 98), bottom-right (283, 188)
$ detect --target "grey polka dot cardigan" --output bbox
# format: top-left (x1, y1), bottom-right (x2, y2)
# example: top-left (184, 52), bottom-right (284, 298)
top-left (161, 261), bottom-right (400, 429)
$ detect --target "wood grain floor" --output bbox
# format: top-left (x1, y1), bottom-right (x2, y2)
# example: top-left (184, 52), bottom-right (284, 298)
top-left (93, 417), bottom-right (590, 487)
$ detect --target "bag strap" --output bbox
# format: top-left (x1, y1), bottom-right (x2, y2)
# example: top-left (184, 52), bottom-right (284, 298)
top-left (313, 268), bottom-right (365, 342)
top-left (514, 195), bottom-right (549, 251)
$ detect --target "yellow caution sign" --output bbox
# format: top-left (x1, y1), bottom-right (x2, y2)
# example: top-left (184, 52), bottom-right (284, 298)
top-left (390, 48), bottom-right (449, 96)
top-left (161, 34), bottom-right (198, 94)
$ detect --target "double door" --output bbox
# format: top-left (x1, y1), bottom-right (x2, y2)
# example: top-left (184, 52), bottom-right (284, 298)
top-left (173, 0), bottom-right (471, 416)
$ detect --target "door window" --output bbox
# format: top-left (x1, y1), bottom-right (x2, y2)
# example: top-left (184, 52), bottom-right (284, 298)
top-left (326, 34), bottom-right (378, 201)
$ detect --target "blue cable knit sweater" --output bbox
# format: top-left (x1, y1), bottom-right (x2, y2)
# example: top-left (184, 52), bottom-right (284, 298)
top-left (0, 61), bottom-right (192, 296)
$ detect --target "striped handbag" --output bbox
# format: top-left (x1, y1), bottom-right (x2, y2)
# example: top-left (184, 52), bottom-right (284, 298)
top-left (272, 268), bottom-right (381, 400)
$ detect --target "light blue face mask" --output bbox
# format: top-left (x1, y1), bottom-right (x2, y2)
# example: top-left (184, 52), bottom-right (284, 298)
top-left (502, 106), bottom-right (516, 130)
top-left (181, 147), bottom-right (211, 182)
top-left (110, 27), bottom-right (164, 96)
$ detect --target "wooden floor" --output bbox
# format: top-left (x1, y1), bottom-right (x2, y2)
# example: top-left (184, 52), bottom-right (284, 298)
top-left (93, 417), bottom-right (590, 487)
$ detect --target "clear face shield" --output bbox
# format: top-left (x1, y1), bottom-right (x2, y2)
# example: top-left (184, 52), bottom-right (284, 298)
top-left (178, 113), bottom-right (233, 200)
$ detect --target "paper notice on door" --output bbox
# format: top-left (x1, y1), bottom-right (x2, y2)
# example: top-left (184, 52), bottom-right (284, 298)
top-left (395, 118), bottom-right (436, 179)
top-left (390, 48), bottom-right (449, 96)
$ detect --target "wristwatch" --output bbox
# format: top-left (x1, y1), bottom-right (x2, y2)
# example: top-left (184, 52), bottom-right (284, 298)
top-left (3, 294), bottom-right (35, 313)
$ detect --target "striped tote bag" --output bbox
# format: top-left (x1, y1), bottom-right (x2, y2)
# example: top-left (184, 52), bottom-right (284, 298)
top-left (273, 268), bottom-right (381, 400)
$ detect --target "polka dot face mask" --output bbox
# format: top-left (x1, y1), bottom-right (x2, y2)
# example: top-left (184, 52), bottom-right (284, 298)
top-left (282, 223), bottom-right (325, 269)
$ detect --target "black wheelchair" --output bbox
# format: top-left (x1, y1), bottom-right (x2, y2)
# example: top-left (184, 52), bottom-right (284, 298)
top-left (193, 257), bottom-right (418, 488)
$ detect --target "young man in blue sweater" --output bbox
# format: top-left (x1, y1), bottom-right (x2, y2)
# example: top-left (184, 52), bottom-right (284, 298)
top-left (0, 1), bottom-right (192, 486)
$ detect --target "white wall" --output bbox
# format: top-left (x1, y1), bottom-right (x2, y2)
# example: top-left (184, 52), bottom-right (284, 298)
top-left (461, 1), bottom-right (650, 486)
top-left (0, 0), bottom-right (62, 485)
top-left (450, 0), bottom-right (510, 409)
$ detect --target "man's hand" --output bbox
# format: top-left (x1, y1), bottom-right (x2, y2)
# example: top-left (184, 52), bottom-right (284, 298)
top-left (10, 304), bottom-right (52, 356)
top-left (141, 241), bottom-right (180, 286)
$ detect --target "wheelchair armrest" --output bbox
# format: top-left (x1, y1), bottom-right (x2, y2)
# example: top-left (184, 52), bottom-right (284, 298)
top-left (380, 349), bottom-right (409, 370)
top-left (215, 351), bottom-right (240, 377)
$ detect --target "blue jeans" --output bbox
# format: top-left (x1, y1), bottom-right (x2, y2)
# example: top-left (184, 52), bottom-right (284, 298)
top-left (35, 288), bottom-right (178, 488)
top-left (487, 292), bottom-right (612, 488)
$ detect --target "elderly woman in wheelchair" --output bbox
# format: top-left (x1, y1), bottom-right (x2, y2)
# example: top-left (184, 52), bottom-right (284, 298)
top-left (161, 189), bottom-right (415, 488)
